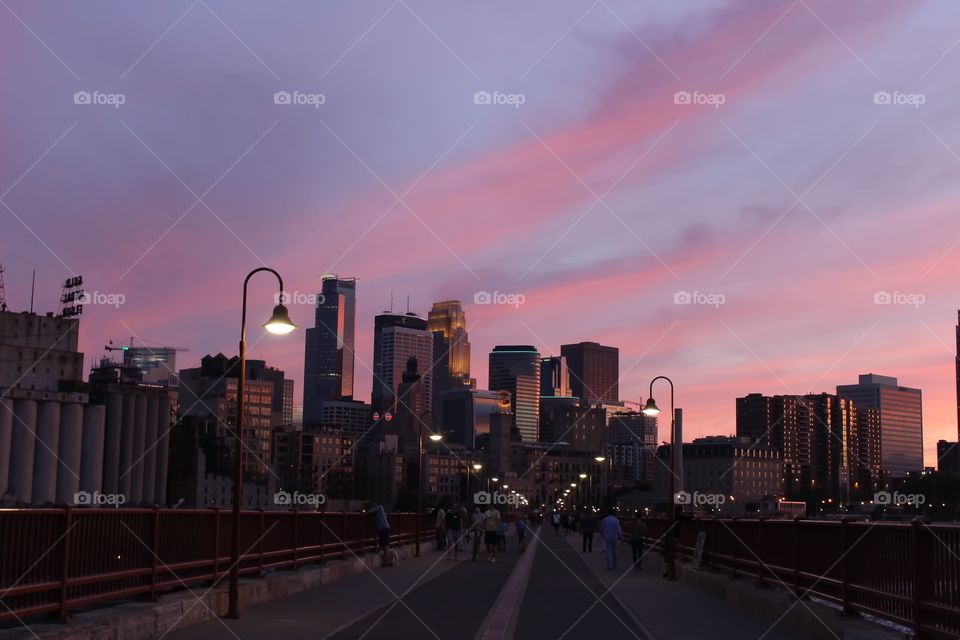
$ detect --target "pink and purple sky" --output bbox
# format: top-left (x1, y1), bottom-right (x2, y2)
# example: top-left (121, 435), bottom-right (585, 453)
top-left (2, 0), bottom-right (959, 464)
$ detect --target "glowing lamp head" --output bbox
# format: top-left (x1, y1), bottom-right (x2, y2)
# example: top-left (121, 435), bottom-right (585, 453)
top-left (641, 397), bottom-right (661, 416)
top-left (264, 304), bottom-right (296, 335)
top-left (428, 433), bottom-right (443, 442)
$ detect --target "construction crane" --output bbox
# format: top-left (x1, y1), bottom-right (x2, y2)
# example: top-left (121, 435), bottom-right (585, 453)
top-left (104, 337), bottom-right (190, 353)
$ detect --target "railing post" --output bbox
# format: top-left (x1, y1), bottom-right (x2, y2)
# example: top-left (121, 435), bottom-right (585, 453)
top-left (58, 506), bottom-right (73, 622)
top-left (755, 518), bottom-right (766, 588)
top-left (258, 508), bottom-right (265, 576)
top-left (319, 510), bottom-right (326, 564)
top-left (730, 517), bottom-right (739, 580)
top-left (212, 507), bottom-right (221, 584)
top-left (840, 517), bottom-right (852, 615)
top-left (342, 511), bottom-right (348, 558)
top-left (292, 510), bottom-right (299, 569)
top-left (150, 506), bottom-right (161, 601)
top-left (911, 517), bottom-right (926, 638)
top-left (792, 516), bottom-right (802, 600)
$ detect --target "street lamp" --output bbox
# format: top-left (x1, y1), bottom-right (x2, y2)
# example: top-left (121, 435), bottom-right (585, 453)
top-left (579, 473), bottom-right (590, 508)
top-left (416, 429), bottom-right (443, 557)
top-left (643, 375), bottom-right (676, 581)
top-left (228, 268), bottom-right (296, 618)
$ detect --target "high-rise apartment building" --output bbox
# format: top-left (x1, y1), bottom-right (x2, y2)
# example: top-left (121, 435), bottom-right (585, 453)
top-left (179, 354), bottom-right (287, 480)
top-left (837, 374), bottom-right (923, 478)
top-left (736, 394), bottom-right (808, 497)
top-left (489, 345), bottom-right (541, 442)
top-left (303, 276), bottom-right (356, 426)
top-left (560, 342), bottom-right (618, 405)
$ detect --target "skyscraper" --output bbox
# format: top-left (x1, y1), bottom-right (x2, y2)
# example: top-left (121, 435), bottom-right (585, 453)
top-left (303, 276), bottom-right (356, 426)
top-left (489, 345), bottom-right (541, 442)
top-left (372, 312), bottom-right (433, 416)
top-left (956, 311), bottom-right (959, 440)
top-left (428, 300), bottom-right (473, 427)
top-left (837, 374), bottom-right (923, 478)
top-left (540, 356), bottom-right (570, 397)
top-left (427, 300), bottom-right (472, 388)
top-left (560, 342), bottom-right (619, 405)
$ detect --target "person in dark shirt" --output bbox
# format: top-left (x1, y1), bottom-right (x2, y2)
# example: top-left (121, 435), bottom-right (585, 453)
top-left (445, 502), bottom-right (463, 559)
top-left (580, 511), bottom-right (596, 553)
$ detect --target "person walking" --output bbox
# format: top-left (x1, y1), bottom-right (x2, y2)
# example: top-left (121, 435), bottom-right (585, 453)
top-left (516, 513), bottom-right (528, 552)
top-left (445, 503), bottom-right (462, 559)
top-left (435, 505), bottom-right (446, 551)
top-left (497, 518), bottom-right (508, 551)
top-left (470, 507), bottom-right (483, 561)
top-left (369, 504), bottom-right (393, 567)
top-left (483, 505), bottom-right (501, 563)
top-left (552, 511), bottom-right (561, 535)
top-left (458, 504), bottom-right (469, 551)
top-left (629, 514), bottom-right (647, 570)
top-left (580, 511), bottom-right (596, 553)
top-left (599, 510), bottom-right (623, 571)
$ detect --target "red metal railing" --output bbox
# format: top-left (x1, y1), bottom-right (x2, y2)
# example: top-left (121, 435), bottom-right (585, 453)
top-left (0, 508), bottom-right (430, 623)
top-left (635, 516), bottom-right (960, 639)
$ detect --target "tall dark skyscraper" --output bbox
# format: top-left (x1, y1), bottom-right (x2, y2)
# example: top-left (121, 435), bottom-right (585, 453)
top-left (371, 312), bottom-right (433, 416)
top-left (956, 311), bottom-right (959, 440)
top-left (303, 276), bottom-right (356, 426)
top-left (489, 345), bottom-right (541, 442)
top-left (837, 374), bottom-right (923, 478)
top-left (560, 341), bottom-right (619, 405)
top-left (540, 355), bottom-right (570, 397)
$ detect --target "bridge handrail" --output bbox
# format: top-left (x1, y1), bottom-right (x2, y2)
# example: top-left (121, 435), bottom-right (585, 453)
top-left (0, 508), bottom-right (431, 623)
top-left (627, 515), bottom-right (959, 639)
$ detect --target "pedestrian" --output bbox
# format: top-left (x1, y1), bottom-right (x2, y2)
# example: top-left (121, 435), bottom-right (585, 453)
top-left (630, 514), bottom-right (647, 570)
top-left (369, 504), bottom-right (393, 567)
top-left (599, 510), bottom-right (623, 571)
top-left (580, 511), bottom-right (596, 553)
top-left (458, 504), bottom-right (469, 550)
top-left (552, 511), bottom-right (561, 535)
top-left (446, 502), bottom-right (462, 559)
top-left (516, 513), bottom-right (528, 552)
top-left (470, 507), bottom-right (484, 561)
top-left (483, 505), bottom-right (501, 562)
top-left (435, 505), bottom-right (446, 551)
top-left (497, 519), bottom-right (508, 551)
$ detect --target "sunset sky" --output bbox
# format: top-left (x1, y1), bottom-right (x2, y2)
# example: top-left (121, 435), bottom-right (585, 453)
top-left (2, 0), bottom-right (959, 464)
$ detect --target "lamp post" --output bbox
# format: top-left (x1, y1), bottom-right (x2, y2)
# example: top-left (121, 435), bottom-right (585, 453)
top-left (227, 268), bottom-right (296, 618)
top-left (642, 375), bottom-right (676, 581)
top-left (579, 473), bottom-right (589, 509)
top-left (594, 456), bottom-right (607, 508)
top-left (415, 429), bottom-right (443, 557)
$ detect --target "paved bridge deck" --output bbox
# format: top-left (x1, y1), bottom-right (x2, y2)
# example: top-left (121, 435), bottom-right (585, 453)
top-left (161, 527), bottom-right (819, 640)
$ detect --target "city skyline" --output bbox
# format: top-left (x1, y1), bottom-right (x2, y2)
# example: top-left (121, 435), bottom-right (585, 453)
top-left (4, 0), bottom-right (960, 466)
